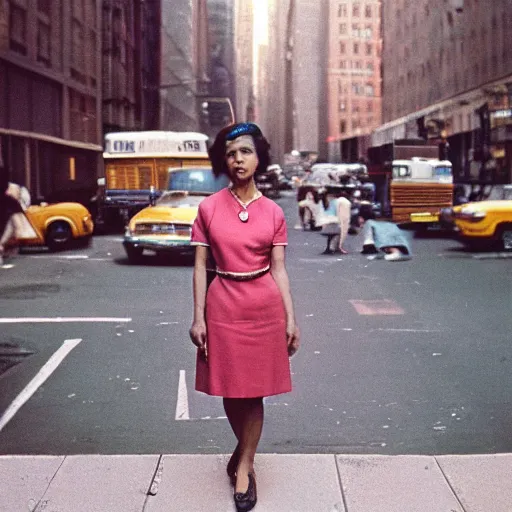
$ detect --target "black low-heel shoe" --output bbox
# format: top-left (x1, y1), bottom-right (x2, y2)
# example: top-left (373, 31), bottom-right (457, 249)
top-left (226, 448), bottom-right (239, 486)
top-left (234, 472), bottom-right (257, 512)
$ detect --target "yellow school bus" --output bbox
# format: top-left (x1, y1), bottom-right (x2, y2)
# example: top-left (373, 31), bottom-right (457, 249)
top-left (98, 131), bottom-right (210, 228)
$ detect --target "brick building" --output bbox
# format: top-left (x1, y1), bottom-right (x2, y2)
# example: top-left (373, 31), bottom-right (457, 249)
top-left (329, 0), bottom-right (382, 162)
top-left (375, 0), bottom-right (512, 183)
top-left (0, 0), bottom-right (102, 203)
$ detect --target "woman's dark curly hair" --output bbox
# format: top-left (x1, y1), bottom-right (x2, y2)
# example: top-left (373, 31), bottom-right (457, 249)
top-left (208, 122), bottom-right (271, 177)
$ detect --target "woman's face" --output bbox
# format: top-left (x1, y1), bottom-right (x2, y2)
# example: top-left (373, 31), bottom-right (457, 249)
top-left (225, 135), bottom-right (259, 183)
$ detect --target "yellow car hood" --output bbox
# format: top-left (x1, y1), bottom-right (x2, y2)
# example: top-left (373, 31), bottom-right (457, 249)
top-left (129, 193), bottom-right (209, 230)
top-left (453, 200), bottom-right (512, 214)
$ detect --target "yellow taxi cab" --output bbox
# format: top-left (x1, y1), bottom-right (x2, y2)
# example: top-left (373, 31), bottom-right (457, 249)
top-left (16, 201), bottom-right (94, 251)
top-left (123, 167), bottom-right (229, 262)
top-left (440, 198), bottom-right (512, 250)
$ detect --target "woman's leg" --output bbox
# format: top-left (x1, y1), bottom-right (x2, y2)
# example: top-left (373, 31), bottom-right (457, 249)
top-left (229, 397), bottom-right (264, 493)
top-left (223, 397), bottom-right (243, 441)
top-left (223, 398), bottom-right (243, 478)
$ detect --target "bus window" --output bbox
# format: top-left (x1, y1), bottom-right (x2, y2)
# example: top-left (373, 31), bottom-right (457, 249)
top-left (392, 165), bottom-right (411, 178)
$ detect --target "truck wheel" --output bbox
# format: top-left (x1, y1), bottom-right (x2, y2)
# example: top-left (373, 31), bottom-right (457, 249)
top-left (125, 245), bottom-right (143, 263)
top-left (46, 221), bottom-right (72, 251)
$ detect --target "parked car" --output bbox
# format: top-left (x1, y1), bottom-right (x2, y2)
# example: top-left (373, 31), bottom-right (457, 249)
top-left (18, 201), bottom-right (94, 251)
top-left (255, 164), bottom-right (280, 198)
top-left (123, 167), bottom-right (229, 262)
top-left (440, 195), bottom-right (512, 250)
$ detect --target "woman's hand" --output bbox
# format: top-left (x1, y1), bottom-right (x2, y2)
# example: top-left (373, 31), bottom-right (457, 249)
top-left (189, 320), bottom-right (208, 361)
top-left (286, 321), bottom-right (300, 357)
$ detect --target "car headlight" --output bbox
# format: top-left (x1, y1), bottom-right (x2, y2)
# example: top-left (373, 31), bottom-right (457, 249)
top-left (456, 208), bottom-right (486, 222)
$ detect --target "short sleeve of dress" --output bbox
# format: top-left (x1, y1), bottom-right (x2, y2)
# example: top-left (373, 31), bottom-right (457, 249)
top-left (272, 207), bottom-right (288, 246)
top-left (191, 202), bottom-right (209, 246)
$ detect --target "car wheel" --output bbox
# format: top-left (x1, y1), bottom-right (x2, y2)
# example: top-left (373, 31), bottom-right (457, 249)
top-left (125, 245), bottom-right (144, 263)
top-left (46, 221), bottom-right (72, 251)
top-left (498, 225), bottom-right (512, 251)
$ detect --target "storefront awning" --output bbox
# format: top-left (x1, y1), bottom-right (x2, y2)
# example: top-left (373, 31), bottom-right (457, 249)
top-left (0, 127), bottom-right (102, 152)
top-left (372, 74), bottom-right (512, 147)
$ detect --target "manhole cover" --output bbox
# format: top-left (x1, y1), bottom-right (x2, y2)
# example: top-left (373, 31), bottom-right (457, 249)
top-left (0, 284), bottom-right (61, 299)
top-left (0, 340), bottom-right (35, 377)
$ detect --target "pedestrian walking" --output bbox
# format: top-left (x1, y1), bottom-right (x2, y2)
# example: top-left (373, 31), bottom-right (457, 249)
top-left (189, 122), bottom-right (300, 512)
top-left (0, 175), bottom-right (23, 267)
top-left (319, 189), bottom-right (352, 254)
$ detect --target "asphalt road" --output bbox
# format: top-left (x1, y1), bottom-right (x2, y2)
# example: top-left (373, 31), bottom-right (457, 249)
top-left (0, 192), bottom-right (511, 456)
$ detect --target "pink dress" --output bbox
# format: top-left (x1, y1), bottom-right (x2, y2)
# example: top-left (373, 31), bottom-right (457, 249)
top-left (191, 187), bottom-right (292, 398)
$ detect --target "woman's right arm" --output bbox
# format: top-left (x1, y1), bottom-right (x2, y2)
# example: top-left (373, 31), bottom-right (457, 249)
top-left (189, 245), bottom-right (209, 359)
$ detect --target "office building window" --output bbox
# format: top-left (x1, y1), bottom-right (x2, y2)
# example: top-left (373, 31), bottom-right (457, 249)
top-left (340, 120), bottom-right (347, 133)
top-left (8, 2), bottom-right (27, 55)
top-left (340, 23), bottom-right (347, 35)
top-left (353, 42), bottom-right (359, 54)
top-left (37, 21), bottom-right (51, 66)
top-left (89, 30), bottom-right (97, 85)
top-left (37, 0), bottom-right (51, 15)
top-left (365, 5), bottom-right (372, 18)
top-left (365, 43), bottom-right (372, 56)
top-left (340, 42), bottom-right (346, 54)
top-left (338, 3), bottom-right (347, 17)
top-left (353, 3), bottom-right (360, 17)
top-left (352, 24), bottom-right (360, 38)
top-left (71, 20), bottom-right (86, 83)
top-left (339, 101), bottom-right (346, 112)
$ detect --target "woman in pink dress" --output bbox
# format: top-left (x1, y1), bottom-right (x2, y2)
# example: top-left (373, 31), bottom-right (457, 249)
top-left (189, 123), bottom-right (300, 511)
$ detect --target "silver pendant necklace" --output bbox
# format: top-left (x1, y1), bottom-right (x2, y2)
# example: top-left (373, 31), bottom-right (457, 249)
top-left (230, 188), bottom-right (260, 223)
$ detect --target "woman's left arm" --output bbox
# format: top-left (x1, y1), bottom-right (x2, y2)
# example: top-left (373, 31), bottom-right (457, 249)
top-left (271, 245), bottom-right (300, 356)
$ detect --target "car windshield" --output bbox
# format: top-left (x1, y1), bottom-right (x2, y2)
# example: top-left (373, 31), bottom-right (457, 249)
top-left (156, 192), bottom-right (206, 207)
top-left (167, 168), bottom-right (230, 194)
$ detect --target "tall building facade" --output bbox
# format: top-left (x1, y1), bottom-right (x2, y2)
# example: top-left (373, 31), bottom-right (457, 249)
top-left (375, 0), bottom-right (512, 182)
top-left (329, 0), bottom-right (382, 161)
top-left (207, 0), bottom-right (235, 112)
top-left (259, 0), bottom-right (326, 165)
top-left (0, 0), bottom-right (102, 202)
top-left (102, 1), bottom-right (161, 133)
top-left (159, 0), bottom-right (209, 131)
top-left (233, 0), bottom-right (254, 122)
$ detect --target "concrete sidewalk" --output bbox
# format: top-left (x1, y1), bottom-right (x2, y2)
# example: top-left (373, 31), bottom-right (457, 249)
top-left (1, 453), bottom-right (511, 512)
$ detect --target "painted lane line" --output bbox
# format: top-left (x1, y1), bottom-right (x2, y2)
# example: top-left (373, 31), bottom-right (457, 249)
top-left (0, 317), bottom-right (132, 324)
top-left (30, 254), bottom-right (89, 259)
top-left (372, 328), bottom-right (442, 333)
top-left (349, 299), bottom-right (405, 315)
top-left (0, 339), bottom-right (82, 432)
top-left (175, 370), bottom-right (190, 420)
